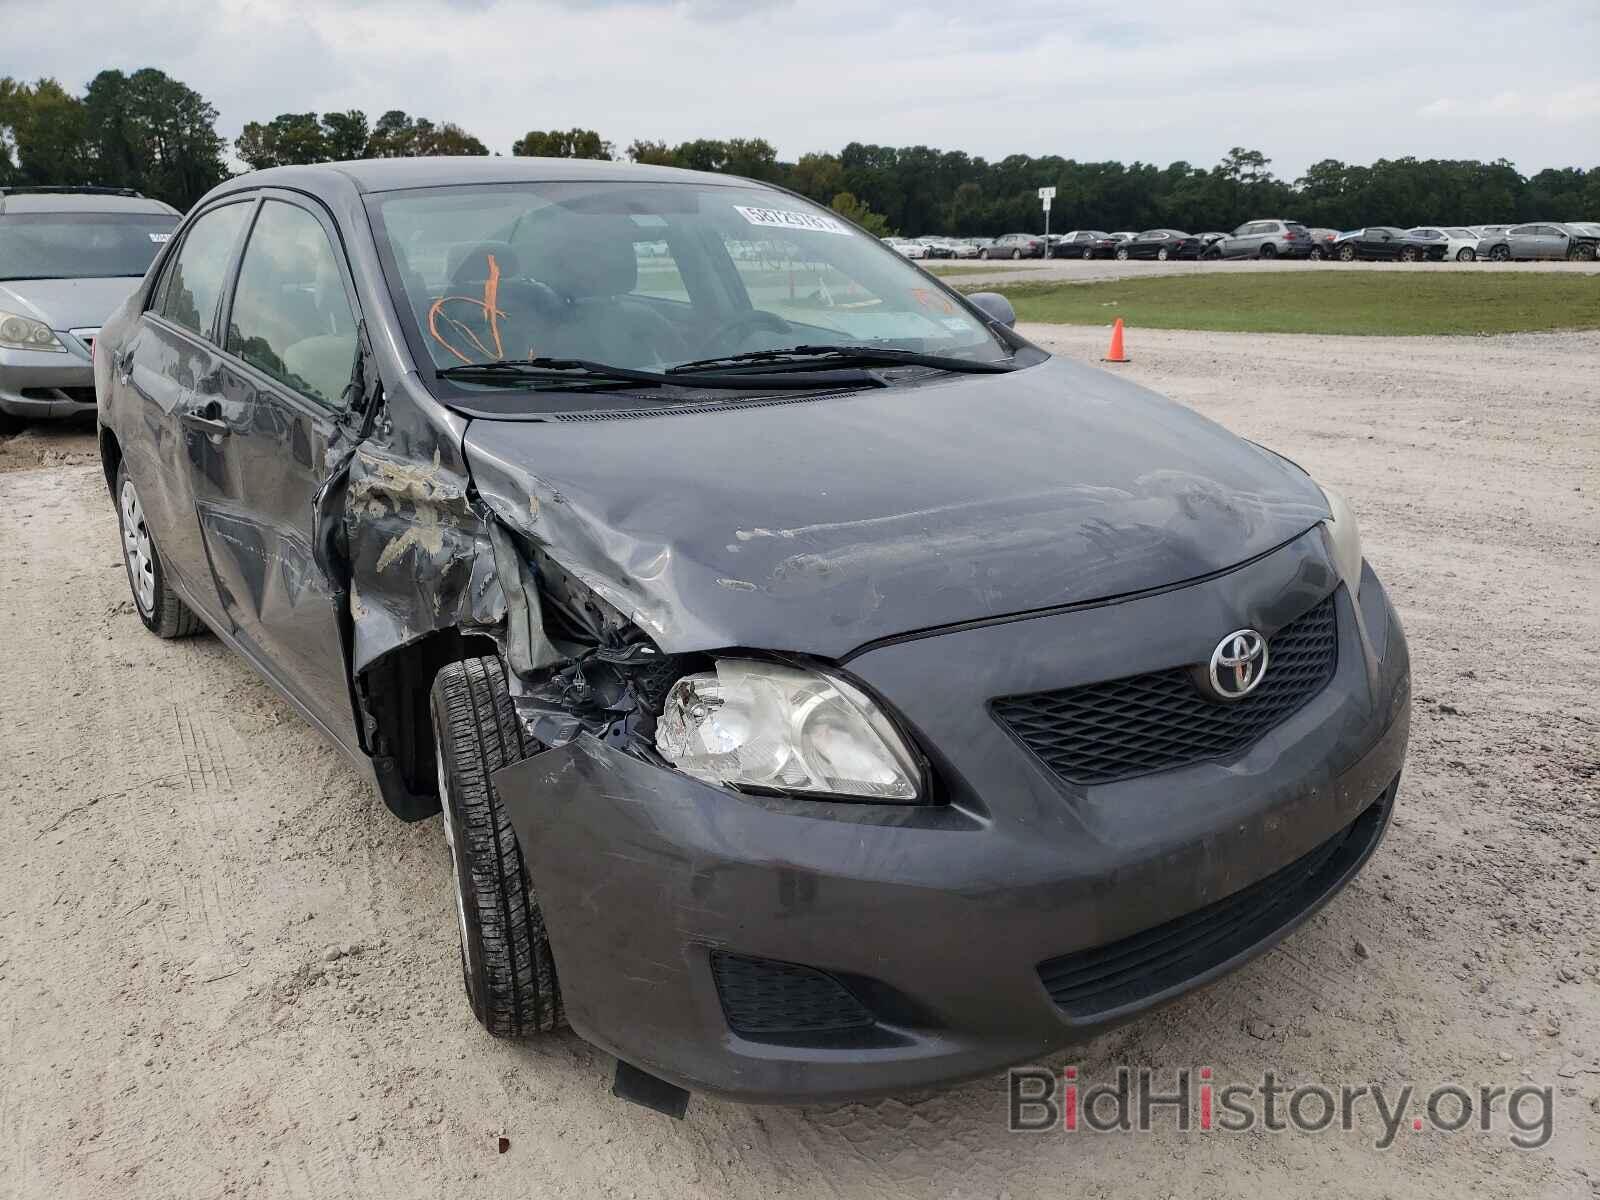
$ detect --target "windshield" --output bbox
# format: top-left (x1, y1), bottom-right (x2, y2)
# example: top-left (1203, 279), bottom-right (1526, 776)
top-left (365, 181), bottom-right (1012, 395)
top-left (0, 212), bottom-right (178, 281)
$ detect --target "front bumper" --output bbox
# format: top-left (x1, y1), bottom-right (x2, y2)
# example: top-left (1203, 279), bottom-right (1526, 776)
top-left (496, 532), bottom-right (1411, 1104)
top-left (0, 340), bottom-right (96, 418)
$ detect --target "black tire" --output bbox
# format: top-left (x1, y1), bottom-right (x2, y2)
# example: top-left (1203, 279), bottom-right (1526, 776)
top-left (114, 463), bottom-right (203, 639)
top-left (978, 248), bottom-right (989, 259)
top-left (1566, 245), bottom-right (1592, 262)
top-left (1339, 245), bottom-right (1357, 262)
top-left (1115, 247), bottom-right (1130, 261)
top-left (1011, 248), bottom-right (1022, 260)
top-left (1456, 248), bottom-right (1475, 262)
top-left (1258, 243), bottom-right (1277, 259)
top-left (1489, 245), bottom-right (1510, 262)
top-left (0, 410), bottom-right (24, 436)
top-left (1308, 247), bottom-right (1323, 260)
top-left (1156, 247), bottom-right (1170, 261)
top-left (430, 656), bottom-right (562, 1038)
top-left (1399, 246), bottom-right (1418, 262)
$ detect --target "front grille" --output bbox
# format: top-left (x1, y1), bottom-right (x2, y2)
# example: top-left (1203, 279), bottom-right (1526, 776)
top-left (994, 594), bottom-right (1338, 785)
top-left (710, 951), bottom-right (875, 1036)
top-left (1038, 788), bottom-right (1390, 1019)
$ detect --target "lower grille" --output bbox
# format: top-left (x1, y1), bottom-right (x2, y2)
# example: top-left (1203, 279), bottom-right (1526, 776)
top-left (710, 951), bottom-right (874, 1037)
top-left (19, 386), bottom-right (96, 405)
top-left (1038, 788), bottom-right (1391, 1019)
top-left (994, 593), bottom-right (1339, 785)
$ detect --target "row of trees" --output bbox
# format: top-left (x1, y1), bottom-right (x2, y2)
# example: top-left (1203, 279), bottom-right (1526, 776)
top-left (4, 71), bottom-right (1597, 232)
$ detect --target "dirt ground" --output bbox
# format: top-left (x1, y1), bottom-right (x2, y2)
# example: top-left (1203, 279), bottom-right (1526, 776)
top-left (2, 327), bottom-right (1597, 1199)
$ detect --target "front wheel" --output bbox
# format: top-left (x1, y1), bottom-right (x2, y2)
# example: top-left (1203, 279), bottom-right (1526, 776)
top-left (1115, 247), bottom-right (1130, 261)
top-left (1156, 247), bottom-right (1170, 261)
top-left (1338, 245), bottom-right (1357, 262)
top-left (1011, 248), bottom-right (1022, 260)
top-left (1456, 248), bottom-right (1476, 262)
top-left (1489, 245), bottom-right (1510, 262)
top-left (430, 656), bottom-right (563, 1038)
top-left (978, 248), bottom-right (989, 259)
top-left (1308, 247), bottom-right (1324, 260)
top-left (1399, 247), bottom-right (1419, 262)
top-left (115, 464), bottom-right (203, 639)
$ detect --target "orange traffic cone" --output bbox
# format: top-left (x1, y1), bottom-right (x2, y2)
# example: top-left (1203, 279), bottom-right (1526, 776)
top-left (1103, 317), bottom-right (1130, 363)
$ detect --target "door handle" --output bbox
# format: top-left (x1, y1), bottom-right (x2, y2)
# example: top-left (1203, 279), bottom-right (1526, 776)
top-left (181, 401), bottom-right (230, 438)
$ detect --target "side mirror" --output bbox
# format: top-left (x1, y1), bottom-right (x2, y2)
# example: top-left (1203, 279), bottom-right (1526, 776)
top-left (967, 292), bottom-right (1016, 328)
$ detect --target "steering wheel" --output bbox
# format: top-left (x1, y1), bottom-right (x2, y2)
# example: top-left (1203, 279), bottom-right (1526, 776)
top-left (700, 309), bottom-right (792, 353)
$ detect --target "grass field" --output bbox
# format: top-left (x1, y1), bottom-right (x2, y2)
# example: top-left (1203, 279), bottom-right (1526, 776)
top-left (954, 272), bottom-right (1600, 335)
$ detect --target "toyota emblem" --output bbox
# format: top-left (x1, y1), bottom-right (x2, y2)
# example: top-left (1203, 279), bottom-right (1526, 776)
top-left (1206, 629), bottom-right (1269, 700)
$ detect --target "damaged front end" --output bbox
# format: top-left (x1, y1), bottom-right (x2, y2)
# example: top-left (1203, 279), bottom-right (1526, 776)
top-left (339, 384), bottom-right (691, 821)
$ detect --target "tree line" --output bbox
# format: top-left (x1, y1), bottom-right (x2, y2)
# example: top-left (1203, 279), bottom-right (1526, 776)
top-left (3, 70), bottom-right (1596, 235)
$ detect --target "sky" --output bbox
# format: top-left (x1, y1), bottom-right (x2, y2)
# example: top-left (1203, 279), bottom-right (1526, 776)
top-left (7, 0), bottom-right (1598, 178)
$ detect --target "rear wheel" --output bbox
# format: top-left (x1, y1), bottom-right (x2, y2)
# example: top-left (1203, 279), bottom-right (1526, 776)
top-left (1011, 248), bottom-right (1022, 260)
top-left (1258, 243), bottom-right (1277, 259)
top-left (1456, 247), bottom-right (1476, 262)
top-left (1399, 246), bottom-right (1419, 262)
top-left (1567, 244), bottom-right (1593, 262)
top-left (115, 464), bottom-right (203, 639)
top-left (1308, 246), bottom-right (1324, 260)
top-left (430, 656), bottom-right (562, 1038)
top-left (1489, 245), bottom-right (1510, 262)
top-left (978, 248), bottom-right (989, 259)
top-left (1156, 247), bottom-right (1170, 261)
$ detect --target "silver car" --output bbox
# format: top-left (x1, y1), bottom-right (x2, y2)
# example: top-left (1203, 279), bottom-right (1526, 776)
top-left (1477, 222), bottom-right (1598, 262)
top-left (0, 187), bottom-right (180, 428)
top-left (1204, 218), bottom-right (1314, 259)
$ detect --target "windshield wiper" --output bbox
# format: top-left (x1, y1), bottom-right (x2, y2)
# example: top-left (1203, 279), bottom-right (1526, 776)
top-left (668, 344), bottom-right (1016, 376)
top-left (437, 356), bottom-right (885, 392)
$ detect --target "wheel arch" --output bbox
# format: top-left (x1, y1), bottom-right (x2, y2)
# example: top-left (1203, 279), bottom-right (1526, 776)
top-left (99, 424), bottom-right (123, 499)
top-left (357, 627), bottom-right (502, 821)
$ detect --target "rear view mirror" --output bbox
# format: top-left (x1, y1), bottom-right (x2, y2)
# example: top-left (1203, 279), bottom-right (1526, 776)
top-left (966, 292), bottom-right (1016, 328)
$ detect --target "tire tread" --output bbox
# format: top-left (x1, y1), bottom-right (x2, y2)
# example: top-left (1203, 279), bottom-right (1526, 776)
top-left (432, 656), bottom-right (562, 1037)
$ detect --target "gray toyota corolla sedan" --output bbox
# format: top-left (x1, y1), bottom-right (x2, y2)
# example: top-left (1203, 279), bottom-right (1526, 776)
top-left (95, 157), bottom-right (1410, 1111)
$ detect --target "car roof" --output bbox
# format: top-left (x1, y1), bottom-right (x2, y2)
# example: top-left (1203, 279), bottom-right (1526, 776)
top-left (0, 187), bottom-right (179, 216)
top-left (207, 156), bottom-right (744, 207)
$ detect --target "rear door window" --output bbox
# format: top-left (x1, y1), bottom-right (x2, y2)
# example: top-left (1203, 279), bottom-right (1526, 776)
top-left (157, 202), bottom-right (252, 337)
top-left (225, 200), bottom-right (357, 409)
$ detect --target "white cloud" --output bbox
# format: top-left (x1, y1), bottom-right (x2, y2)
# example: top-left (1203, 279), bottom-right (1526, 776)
top-left (12, 0), bottom-right (1600, 175)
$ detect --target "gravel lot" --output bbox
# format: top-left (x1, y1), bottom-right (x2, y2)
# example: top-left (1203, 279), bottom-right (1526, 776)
top-left (2, 327), bottom-right (1597, 1199)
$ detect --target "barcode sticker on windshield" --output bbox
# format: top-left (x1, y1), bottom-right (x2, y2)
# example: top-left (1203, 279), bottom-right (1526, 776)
top-left (148, 233), bottom-right (172, 243)
top-left (733, 206), bottom-right (850, 236)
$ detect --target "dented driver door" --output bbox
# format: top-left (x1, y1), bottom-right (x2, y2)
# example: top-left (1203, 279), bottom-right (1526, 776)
top-left (186, 194), bottom-right (365, 755)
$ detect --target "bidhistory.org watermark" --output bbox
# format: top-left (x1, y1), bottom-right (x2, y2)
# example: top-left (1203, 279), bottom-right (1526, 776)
top-left (1008, 1066), bottom-right (1554, 1149)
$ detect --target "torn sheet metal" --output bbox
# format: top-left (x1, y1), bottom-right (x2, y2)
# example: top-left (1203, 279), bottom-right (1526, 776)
top-left (463, 358), bottom-right (1331, 661)
top-left (343, 415), bottom-right (506, 675)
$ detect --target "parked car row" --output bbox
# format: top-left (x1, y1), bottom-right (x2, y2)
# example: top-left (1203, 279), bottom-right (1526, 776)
top-left (887, 220), bottom-right (1600, 266)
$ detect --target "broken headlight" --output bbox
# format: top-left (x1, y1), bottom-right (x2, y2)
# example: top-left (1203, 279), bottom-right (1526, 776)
top-left (1320, 485), bottom-right (1363, 599)
top-left (0, 310), bottom-right (66, 353)
top-left (655, 660), bottom-right (921, 801)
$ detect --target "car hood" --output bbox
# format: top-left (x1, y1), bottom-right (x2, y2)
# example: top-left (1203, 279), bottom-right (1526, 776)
top-left (0, 276), bottom-right (144, 331)
top-left (463, 358), bottom-right (1330, 659)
